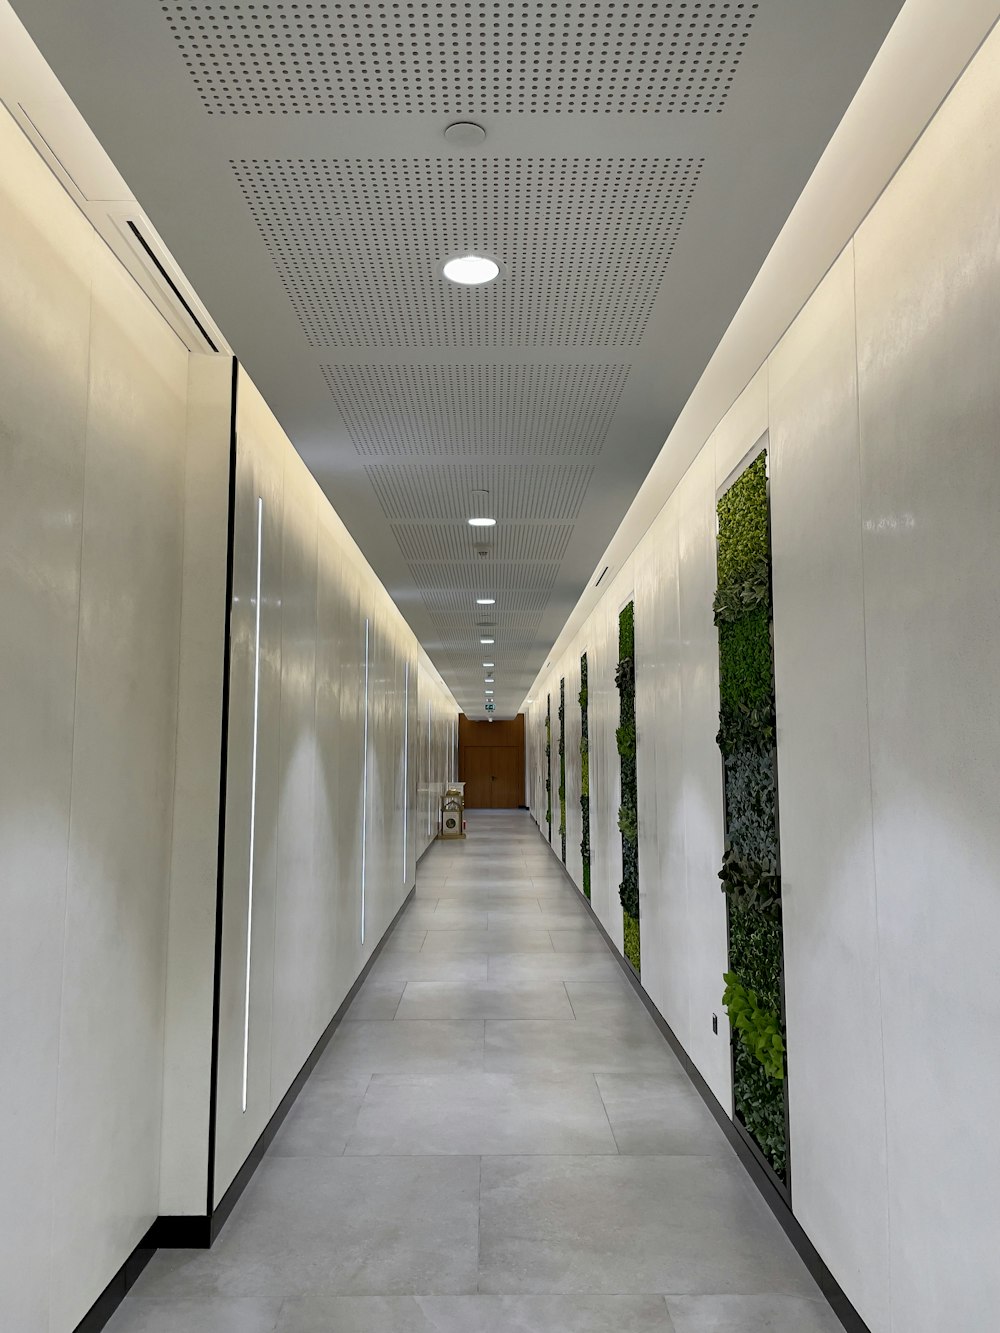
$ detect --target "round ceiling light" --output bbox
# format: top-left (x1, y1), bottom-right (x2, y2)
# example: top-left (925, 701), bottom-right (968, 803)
top-left (476, 597), bottom-right (496, 605)
top-left (467, 516), bottom-right (496, 528)
top-left (482, 661), bottom-right (494, 668)
top-left (485, 690), bottom-right (494, 696)
top-left (480, 638), bottom-right (494, 645)
top-left (443, 254), bottom-right (500, 286)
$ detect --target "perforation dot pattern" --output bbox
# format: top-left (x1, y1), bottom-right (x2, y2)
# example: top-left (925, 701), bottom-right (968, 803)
top-left (162, 1), bottom-right (760, 115)
top-left (232, 156), bottom-right (702, 347)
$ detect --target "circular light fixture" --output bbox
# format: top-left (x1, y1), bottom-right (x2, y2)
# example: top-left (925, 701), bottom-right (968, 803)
top-left (467, 516), bottom-right (496, 528)
top-left (485, 690), bottom-right (494, 696)
top-left (443, 254), bottom-right (500, 286)
top-left (485, 677), bottom-right (494, 684)
top-left (482, 661), bottom-right (494, 668)
top-left (476, 597), bottom-right (496, 605)
top-left (480, 637), bottom-right (494, 645)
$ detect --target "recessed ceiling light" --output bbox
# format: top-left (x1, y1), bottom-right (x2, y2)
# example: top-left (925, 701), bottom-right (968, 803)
top-left (467, 516), bottom-right (496, 528)
top-left (443, 254), bottom-right (500, 286)
top-left (485, 690), bottom-right (494, 695)
top-left (480, 637), bottom-right (494, 645)
top-left (485, 677), bottom-right (494, 684)
top-left (476, 597), bottom-right (495, 605)
top-left (482, 662), bottom-right (494, 668)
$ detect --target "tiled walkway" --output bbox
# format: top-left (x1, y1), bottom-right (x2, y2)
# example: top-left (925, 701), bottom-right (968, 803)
top-left (109, 810), bottom-right (839, 1333)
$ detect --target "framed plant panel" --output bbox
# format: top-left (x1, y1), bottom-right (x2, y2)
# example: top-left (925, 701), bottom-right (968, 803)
top-left (558, 678), bottom-right (567, 863)
top-left (617, 601), bottom-right (640, 973)
top-left (579, 652), bottom-right (591, 899)
top-left (545, 693), bottom-right (552, 842)
top-left (714, 448), bottom-right (789, 1187)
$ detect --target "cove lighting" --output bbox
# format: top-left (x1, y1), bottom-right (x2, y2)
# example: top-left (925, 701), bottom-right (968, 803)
top-left (443, 254), bottom-right (499, 285)
top-left (242, 496), bottom-right (264, 1115)
top-left (476, 597), bottom-right (495, 605)
top-left (468, 516), bottom-right (496, 528)
top-left (361, 617), bottom-right (370, 944)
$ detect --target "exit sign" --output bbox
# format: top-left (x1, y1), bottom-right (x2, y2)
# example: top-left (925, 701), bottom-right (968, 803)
top-left (485, 701), bottom-right (496, 713)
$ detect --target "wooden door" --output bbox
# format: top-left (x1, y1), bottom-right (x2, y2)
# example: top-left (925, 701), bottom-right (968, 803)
top-left (489, 746), bottom-right (521, 809)
top-left (463, 746), bottom-right (494, 808)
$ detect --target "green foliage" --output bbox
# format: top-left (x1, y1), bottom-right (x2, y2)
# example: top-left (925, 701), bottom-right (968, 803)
top-left (718, 607), bottom-right (773, 715)
top-left (579, 653), bottom-right (591, 895)
top-left (582, 860), bottom-right (591, 900)
top-left (617, 605), bottom-right (639, 968)
top-left (715, 449), bottom-right (786, 1180)
top-left (716, 453), bottom-right (769, 586)
top-left (615, 720), bottom-right (636, 760)
top-left (723, 973), bottom-right (785, 1080)
top-left (733, 1042), bottom-right (787, 1179)
top-left (546, 695), bottom-right (552, 832)
top-left (623, 911), bottom-right (641, 972)
top-left (559, 679), bottom-right (567, 860)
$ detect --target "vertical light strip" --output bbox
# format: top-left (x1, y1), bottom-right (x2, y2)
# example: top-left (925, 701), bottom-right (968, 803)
top-left (402, 660), bottom-right (409, 884)
top-left (242, 495), bottom-right (263, 1115)
top-left (361, 616), bottom-right (370, 944)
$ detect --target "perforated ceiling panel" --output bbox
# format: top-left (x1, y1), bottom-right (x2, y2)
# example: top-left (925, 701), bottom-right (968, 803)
top-left (409, 562), bottom-right (560, 593)
top-left (366, 463), bottom-right (594, 523)
top-left (392, 524), bottom-right (574, 564)
top-left (162, 1), bottom-right (760, 116)
top-left (323, 363), bottom-right (630, 456)
top-left (232, 156), bottom-right (702, 347)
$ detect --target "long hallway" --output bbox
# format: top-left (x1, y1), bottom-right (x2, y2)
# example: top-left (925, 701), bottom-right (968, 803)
top-left (107, 812), bottom-right (837, 1333)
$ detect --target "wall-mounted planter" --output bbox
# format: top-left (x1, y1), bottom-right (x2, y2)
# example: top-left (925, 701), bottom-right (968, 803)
top-left (617, 602), bottom-right (640, 973)
top-left (579, 652), bottom-right (591, 900)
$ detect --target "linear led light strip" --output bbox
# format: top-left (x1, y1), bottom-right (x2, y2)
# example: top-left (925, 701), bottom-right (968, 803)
top-left (242, 496), bottom-right (264, 1115)
top-left (402, 660), bottom-right (409, 884)
top-left (361, 617), bottom-right (370, 944)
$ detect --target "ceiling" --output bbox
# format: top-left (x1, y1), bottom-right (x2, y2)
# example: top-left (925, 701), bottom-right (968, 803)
top-left (10, 0), bottom-right (903, 718)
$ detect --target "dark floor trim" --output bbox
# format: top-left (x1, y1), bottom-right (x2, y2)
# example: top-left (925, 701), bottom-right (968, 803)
top-left (530, 822), bottom-right (872, 1333)
top-left (73, 883), bottom-right (415, 1333)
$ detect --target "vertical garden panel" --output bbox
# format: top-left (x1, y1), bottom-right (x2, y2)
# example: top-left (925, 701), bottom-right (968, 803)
top-left (558, 679), bottom-right (567, 863)
top-left (616, 602), bottom-right (640, 973)
top-left (545, 694), bottom-right (552, 843)
top-left (579, 653), bottom-right (591, 899)
top-left (715, 449), bottom-right (789, 1185)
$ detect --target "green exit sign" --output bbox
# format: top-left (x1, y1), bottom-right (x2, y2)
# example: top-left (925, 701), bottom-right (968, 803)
top-left (485, 701), bottom-right (496, 713)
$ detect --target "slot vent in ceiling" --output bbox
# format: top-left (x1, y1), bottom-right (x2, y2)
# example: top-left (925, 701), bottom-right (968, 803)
top-left (232, 157), bottom-right (702, 347)
top-left (323, 363), bottom-right (631, 456)
top-left (392, 524), bottom-right (574, 564)
top-left (162, 2), bottom-right (759, 116)
top-left (366, 463), bottom-right (594, 522)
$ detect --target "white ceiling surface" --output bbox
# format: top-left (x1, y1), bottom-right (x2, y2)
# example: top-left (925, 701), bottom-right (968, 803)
top-left (9, 1), bottom-right (904, 718)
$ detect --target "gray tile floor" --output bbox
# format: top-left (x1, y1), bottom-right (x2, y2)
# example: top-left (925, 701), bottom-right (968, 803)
top-left (108, 811), bottom-right (842, 1333)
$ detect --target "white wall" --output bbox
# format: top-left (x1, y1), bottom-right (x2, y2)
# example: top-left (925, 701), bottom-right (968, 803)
top-left (0, 101), bottom-right (188, 1332)
top-left (526, 24), bottom-right (1000, 1333)
top-left (0, 99), bottom-right (458, 1330)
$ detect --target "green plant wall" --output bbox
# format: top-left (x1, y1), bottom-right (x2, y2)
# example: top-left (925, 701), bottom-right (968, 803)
top-left (616, 602), bottom-right (640, 973)
top-left (714, 451), bottom-right (788, 1181)
top-left (579, 653), bottom-right (591, 899)
top-left (558, 678), bottom-right (567, 863)
top-left (545, 695), bottom-right (552, 840)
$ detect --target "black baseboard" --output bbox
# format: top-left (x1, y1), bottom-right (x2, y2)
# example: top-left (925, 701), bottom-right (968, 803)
top-left (73, 883), bottom-right (416, 1333)
top-left (532, 827), bottom-right (872, 1333)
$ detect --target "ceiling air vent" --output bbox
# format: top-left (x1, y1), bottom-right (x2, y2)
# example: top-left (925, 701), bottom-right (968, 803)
top-left (109, 213), bottom-right (223, 354)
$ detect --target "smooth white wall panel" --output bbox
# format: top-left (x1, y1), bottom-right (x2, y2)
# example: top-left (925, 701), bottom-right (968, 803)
top-left (0, 103), bottom-right (93, 1333)
top-left (0, 101), bottom-right (193, 1331)
top-left (769, 248), bottom-right (890, 1331)
top-left (213, 372), bottom-right (458, 1205)
top-left (854, 28), bottom-right (1000, 1328)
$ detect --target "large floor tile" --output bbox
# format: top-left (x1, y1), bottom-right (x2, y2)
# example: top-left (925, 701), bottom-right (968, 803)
top-left (276, 1294), bottom-right (677, 1332)
top-left (105, 1296), bottom-right (280, 1333)
top-left (315, 1020), bottom-right (485, 1077)
top-left (395, 980), bottom-right (574, 1020)
top-left (365, 955), bottom-right (489, 984)
top-left (487, 953), bottom-right (625, 983)
top-left (134, 1156), bottom-right (479, 1298)
top-left (345, 982), bottom-right (405, 1020)
top-left (267, 1077), bottom-right (370, 1157)
top-left (419, 927), bottom-right (555, 954)
top-left (548, 930), bottom-right (610, 953)
top-left (479, 1156), bottom-right (819, 1296)
top-left (664, 1294), bottom-right (843, 1332)
top-left (595, 1074), bottom-right (729, 1156)
top-left (343, 1073), bottom-right (618, 1155)
top-left (485, 1018), bottom-right (673, 1074)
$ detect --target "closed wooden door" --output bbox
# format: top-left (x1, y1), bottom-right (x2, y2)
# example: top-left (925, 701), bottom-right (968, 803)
top-left (489, 746), bottom-right (521, 808)
top-left (463, 747), bottom-right (494, 808)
